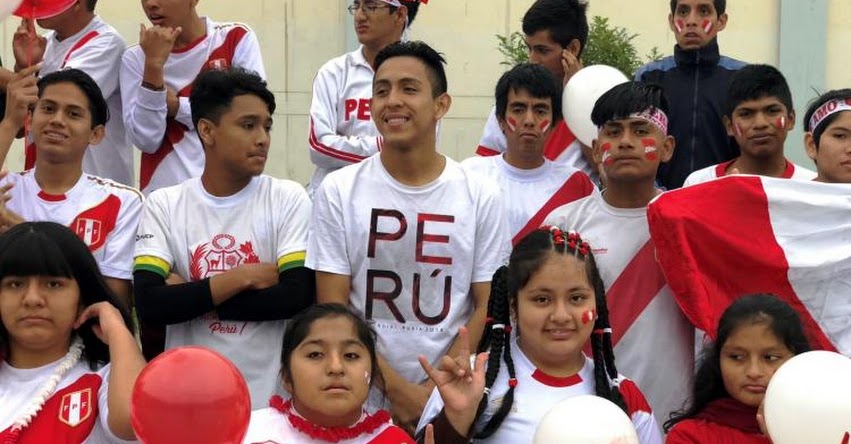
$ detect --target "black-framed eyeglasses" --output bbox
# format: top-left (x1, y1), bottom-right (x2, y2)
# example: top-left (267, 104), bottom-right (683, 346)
top-left (347, 2), bottom-right (392, 15)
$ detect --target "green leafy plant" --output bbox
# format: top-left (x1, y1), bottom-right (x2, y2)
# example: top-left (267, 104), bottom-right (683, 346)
top-left (496, 15), bottom-right (664, 78)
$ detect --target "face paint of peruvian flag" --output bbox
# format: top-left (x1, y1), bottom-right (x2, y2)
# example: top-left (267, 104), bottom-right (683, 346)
top-left (539, 119), bottom-right (551, 133)
top-left (506, 116), bottom-right (518, 133)
top-left (674, 19), bottom-right (685, 34)
top-left (601, 142), bottom-right (614, 166)
top-left (702, 19), bottom-right (713, 34)
top-left (581, 309), bottom-right (597, 325)
top-left (734, 123), bottom-right (744, 138)
top-left (641, 138), bottom-right (659, 161)
top-left (775, 116), bottom-right (787, 130)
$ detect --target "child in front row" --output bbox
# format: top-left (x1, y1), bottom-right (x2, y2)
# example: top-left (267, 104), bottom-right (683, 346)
top-left (803, 89), bottom-right (851, 184)
top-left (241, 303), bottom-right (415, 444)
top-left (664, 294), bottom-right (810, 443)
top-left (684, 64), bottom-right (815, 186)
top-left (415, 227), bottom-right (662, 443)
top-left (0, 222), bottom-right (145, 443)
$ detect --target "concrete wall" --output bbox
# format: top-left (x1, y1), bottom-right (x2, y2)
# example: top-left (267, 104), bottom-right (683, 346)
top-left (0, 0), bottom-right (847, 183)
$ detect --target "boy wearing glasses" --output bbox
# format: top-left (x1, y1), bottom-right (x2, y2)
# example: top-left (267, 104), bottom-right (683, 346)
top-left (306, 0), bottom-right (423, 198)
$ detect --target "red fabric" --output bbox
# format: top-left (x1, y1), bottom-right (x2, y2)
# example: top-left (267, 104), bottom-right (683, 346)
top-left (475, 145), bottom-right (500, 156)
top-left (605, 240), bottom-right (667, 346)
top-left (647, 176), bottom-right (836, 351)
top-left (695, 398), bottom-right (761, 435)
top-left (368, 426), bottom-right (415, 443)
top-left (666, 418), bottom-right (770, 444)
top-left (619, 379), bottom-right (652, 416)
top-left (61, 31), bottom-right (100, 68)
top-left (511, 170), bottom-right (595, 245)
top-left (542, 121), bottom-right (578, 161)
top-left (69, 194), bottom-right (121, 252)
top-left (714, 158), bottom-right (795, 179)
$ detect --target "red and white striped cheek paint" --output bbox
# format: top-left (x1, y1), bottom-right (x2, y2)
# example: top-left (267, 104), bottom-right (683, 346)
top-left (702, 19), bottom-right (713, 34)
top-left (506, 117), bottom-right (518, 133)
top-left (539, 119), bottom-right (551, 133)
top-left (581, 309), bottom-right (597, 325)
top-left (642, 138), bottom-right (659, 161)
top-left (775, 116), bottom-right (787, 130)
top-left (675, 19), bottom-right (685, 34)
top-left (601, 142), bottom-right (614, 166)
top-left (734, 123), bottom-right (744, 138)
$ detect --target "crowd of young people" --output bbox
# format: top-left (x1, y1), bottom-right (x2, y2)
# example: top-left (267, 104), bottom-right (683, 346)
top-left (0, 0), bottom-right (848, 443)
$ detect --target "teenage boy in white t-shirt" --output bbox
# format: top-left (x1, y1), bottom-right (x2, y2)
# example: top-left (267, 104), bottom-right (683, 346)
top-left (683, 64), bottom-right (815, 186)
top-left (13, 0), bottom-right (133, 185)
top-left (545, 82), bottom-right (694, 424)
top-left (307, 0), bottom-right (423, 197)
top-left (0, 67), bottom-right (142, 310)
top-left (133, 68), bottom-right (314, 407)
top-left (463, 63), bottom-right (595, 245)
top-left (307, 41), bottom-right (509, 430)
top-left (120, 0), bottom-right (265, 194)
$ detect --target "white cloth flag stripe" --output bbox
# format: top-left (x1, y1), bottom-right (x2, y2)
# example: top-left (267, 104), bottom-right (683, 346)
top-left (647, 175), bottom-right (851, 355)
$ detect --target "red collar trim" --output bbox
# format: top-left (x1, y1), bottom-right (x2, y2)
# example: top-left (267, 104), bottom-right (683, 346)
top-left (715, 160), bottom-right (735, 177)
top-left (171, 32), bottom-right (208, 54)
top-left (531, 369), bottom-right (583, 387)
top-left (269, 395), bottom-right (390, 443)
top-left (781, 159), bottom-right (795, 178)
top-left (37, 190), bottom-right (67, 202)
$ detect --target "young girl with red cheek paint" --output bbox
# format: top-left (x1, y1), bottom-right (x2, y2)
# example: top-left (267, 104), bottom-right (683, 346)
top-left (0, 222), bottom-right (145, 444)
top-left (241, 304), bottom-right (415, 444)
top-left (415, 227), bottom-right (663, 444)
top-left (664, 294), bottom-right (810, 444)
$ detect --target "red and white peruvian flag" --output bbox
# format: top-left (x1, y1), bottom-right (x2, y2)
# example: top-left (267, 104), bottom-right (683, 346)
top-left (648, 176), bottom-right (851, 354)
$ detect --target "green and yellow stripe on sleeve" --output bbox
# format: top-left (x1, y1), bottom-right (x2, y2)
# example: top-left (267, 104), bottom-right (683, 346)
top-left (134, 256), bottom-right (171, 278)
top-left (277, 251), bottom-right (306, 273)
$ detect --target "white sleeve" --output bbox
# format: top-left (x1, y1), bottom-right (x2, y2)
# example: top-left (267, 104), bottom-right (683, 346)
top-left (414, 387), bottom-right (446, 436)
top-left (632, 411), bottom-right (664, 444)
top-left (93, 365), bottom-right (138, 444)
top-left (304, 178), bottom-right (351, 275)
top-left (133, 190), bottom-right (174, 272)
top-left (475, 107), bottom-right (506, 156)
top-left (472, 179), bottom-right (510, 281)
top-left (275, 182), bottom-right (311, 264)
top-left (232, 28), bottom-right (267, 80)
top-left (119, 49), bottom-right (168, 154)
top-left (62, 33), bottom-right (125, 98)
top-left (99, 192), bottom-right (144, 280)
top-left (308, 65), bottom-right (380, 169)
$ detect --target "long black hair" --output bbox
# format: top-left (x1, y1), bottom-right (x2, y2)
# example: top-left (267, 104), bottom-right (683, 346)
top-left (663, 293), bottom-right (811, 432)
top-left (0, 222), bottom-right (133, 370)
top-left (471, 226), bottom-right (626, 438)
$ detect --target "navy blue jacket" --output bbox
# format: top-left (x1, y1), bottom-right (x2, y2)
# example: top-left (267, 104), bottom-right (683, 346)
top-left (636, 39), bottom-right (746, 189)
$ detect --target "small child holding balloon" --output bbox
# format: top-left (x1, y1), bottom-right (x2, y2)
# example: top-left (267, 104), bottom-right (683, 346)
top-left (414, 227), bottom-right (663, 443)
top-left (0, 222), bottom-right (145, 443)
top-left (664, 294), bottom-right (811, 443)
top-left (241, 303), bottom-right (415, 444)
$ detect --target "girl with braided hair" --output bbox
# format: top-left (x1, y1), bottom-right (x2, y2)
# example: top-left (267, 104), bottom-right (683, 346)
top-left (414, 226), bottom-right (662, 443)
top-left (0, 222), bottom-right (145, 443)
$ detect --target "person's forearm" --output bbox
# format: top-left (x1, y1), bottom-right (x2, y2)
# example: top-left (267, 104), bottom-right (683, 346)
top-left (216, 267), bottom-right (316, 321)
top-left (142, 60), bottom-right (165, 89)
top-left (106, 327), bottom-right (146, 440)
top-left (0, 120), bottom-right (18, 168)
top-left (0, 68), bottom-right (12, 89)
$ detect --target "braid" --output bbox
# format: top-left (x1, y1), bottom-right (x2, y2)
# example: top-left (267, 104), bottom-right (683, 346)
top-left (474, 266), bottom-right (517, 439)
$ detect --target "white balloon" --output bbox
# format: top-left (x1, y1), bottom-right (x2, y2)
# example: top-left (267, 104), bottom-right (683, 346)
top-left (562, 65), bottom-right (629, 147)
top-left (0, 0), bottom-right (22, 23)
top-left (533, 395), bottom-right (639, 444)
top-left (764, 351), bottom-right (851, 444)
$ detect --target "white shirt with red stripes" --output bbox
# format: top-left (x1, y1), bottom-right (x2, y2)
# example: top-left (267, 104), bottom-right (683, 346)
top-left (416, 338), bottom-right (663, 444)
top-left (461, 154), bottom-right (597, 245)
top-left (0, 170), bottom-right (143, 281)
top-left (683, 158), bottom-right (817, 187)
top-left (120, 18), bottom-right (266, 194)
top-left (544, 191), bottom-right (694, 425)
top-left (306, 46), bottom-right (381, 198)
top-left (306, 155), bottom-right (509, 385)
top-left (0, 360), bottom-right (132, 444)
top-left (475, 107), bottom-right (595, 179)
top-left (37, 16), bottom-right (133, 186)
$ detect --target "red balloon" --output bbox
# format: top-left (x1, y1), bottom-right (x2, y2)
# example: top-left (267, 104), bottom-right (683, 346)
top-left (131, 347), bottom-right (251, 444)
top-left (14, 0), bottom-right (77, 20)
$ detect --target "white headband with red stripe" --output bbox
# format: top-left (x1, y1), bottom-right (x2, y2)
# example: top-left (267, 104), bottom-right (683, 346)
top-left (809, 98), bottom-right (851, 133)
top-left (378, 0), bottom-right (429, 5)
top-left (630, 107), bottom-right (669, 135)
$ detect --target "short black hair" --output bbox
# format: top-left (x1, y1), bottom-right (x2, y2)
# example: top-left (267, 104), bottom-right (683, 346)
top-left (725, 64), bottom-right (793, 117)
top-left (189, 67), bottom-right (276, 130)
top-left (522, 0), bottom-right (589, 56)
top-left (392, 0), bottom-right (420, 26)
top-left (670, 0), bottom-right (726, 15)
top-left (803, 89), bottom-right (851, 148)
top-left (85, 0), bottom-right (97, 11)
top-left (591, 81), bottom-right (669, 129)
top-left (0, 222), bottom-right (134, 370)
top-left (38, 69), bottom-right (108, 128)
top-left (374, 40), bottom-right (448, 97)
top-left (495, 63), bottom-right (562, 123)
